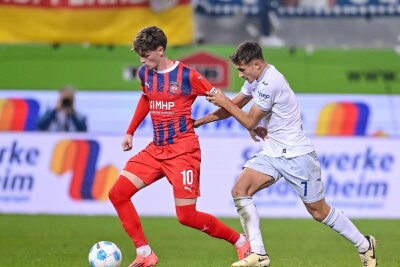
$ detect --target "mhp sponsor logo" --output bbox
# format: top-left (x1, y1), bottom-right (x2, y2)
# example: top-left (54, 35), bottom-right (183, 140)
top-left (238, 145), bottom-right (391, 209)
top-left (136, 99), bottom-right (249, 137)
top-left (51, 140), bottom-right (119, 200)
top-left (316, 102), bottom-right (369, 136)
top-left (0, 141), bottom-right (39, 202)
top-left (0, 98), bottom-right (40, 131)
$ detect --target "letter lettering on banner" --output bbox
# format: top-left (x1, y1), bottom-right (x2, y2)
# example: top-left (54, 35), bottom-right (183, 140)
top-left (0, 140), bottom-right (39, 198)
top-left (0, 141), bottom-right (40, 166)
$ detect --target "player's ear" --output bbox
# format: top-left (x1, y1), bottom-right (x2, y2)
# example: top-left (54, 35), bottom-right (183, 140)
top-left (254, 60), bottom-right (262, 70)
top-left (157, 46), bottom-right (165, 56)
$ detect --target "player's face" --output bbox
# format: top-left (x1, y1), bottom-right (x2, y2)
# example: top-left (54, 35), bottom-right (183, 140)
top-left (139, 46), bottom-right (164, 70)
top-left (235, 60), bottom-right (261, 83)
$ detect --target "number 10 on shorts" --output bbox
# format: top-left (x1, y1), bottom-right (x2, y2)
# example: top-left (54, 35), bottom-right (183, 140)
top-left (181, 170), bottom-right (194, 185)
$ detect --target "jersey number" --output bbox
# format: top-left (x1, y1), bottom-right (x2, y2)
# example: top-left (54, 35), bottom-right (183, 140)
top-left (301, 181), bottom-right (308, 196)
top-left (181, 170), bottom-right (194, 185)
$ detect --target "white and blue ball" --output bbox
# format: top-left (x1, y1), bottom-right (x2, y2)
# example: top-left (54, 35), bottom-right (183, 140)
top-left (88, 241), bottom-right (122, 267)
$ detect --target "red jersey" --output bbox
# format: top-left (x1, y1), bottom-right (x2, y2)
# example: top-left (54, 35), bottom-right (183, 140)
top-left (137, 61), bottom-right (214, 145)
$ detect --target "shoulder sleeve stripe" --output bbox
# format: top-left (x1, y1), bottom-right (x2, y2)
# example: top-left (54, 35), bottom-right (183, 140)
top-left (147, 69), bottom-right (153, 94)
top-left (138, 65), bottom-right (146, 85)
top-left (181, 66), bottom-right (191, 96)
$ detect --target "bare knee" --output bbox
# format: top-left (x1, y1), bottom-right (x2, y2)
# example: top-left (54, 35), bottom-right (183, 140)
top-left (305, 200), bottom-right (331, 222)
top-left (231, 168), bottom-right (275, 198)
top-left (309, 209), bottom-right (327, 222)
top-left (231, 185), bottom-right (248, 198)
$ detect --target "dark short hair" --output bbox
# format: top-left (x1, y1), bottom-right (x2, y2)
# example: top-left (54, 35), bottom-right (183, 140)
top-left (132, 26), bottom-right (168, 56)
top-left (230, 41), bottom-right (264, 65)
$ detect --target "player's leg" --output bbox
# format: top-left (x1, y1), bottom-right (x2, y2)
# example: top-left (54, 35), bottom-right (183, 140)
top-left (233, 167), bottom-right (274, 255)
top-left (108, 147), bottom-right (163, 266)
top-left (109, 170), bottom-right (148, 247)
top-left (164, 140), bottom-right (250, 259)
top-left (283, 152), bottom-right (376, 267)
top-left (174, 198), bottom-right (248, 253)
top-left (231, 165), bottom-right (274, 267)
top-left (304, 199), bottom-right (370, 250)
top-left (304, 200), bottom-right (376, 266)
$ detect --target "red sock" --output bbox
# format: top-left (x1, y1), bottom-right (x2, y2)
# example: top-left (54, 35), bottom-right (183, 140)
top-left (109, 176), bottom-right (148, 248)
top-left (175, 204), bottom-right (240, 245)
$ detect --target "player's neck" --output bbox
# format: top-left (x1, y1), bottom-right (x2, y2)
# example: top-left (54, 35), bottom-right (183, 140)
top-left (257, 63), bottom-right (269, 81)
top-left (156, 57), bottom-right (174, 72)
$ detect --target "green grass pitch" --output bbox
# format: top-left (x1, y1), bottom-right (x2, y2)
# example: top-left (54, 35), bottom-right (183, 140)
top-left (1, 214), bottom-right (399, 267)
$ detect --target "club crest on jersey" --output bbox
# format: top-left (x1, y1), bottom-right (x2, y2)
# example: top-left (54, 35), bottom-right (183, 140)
top-left (168, 81), bottom-right (180, 95)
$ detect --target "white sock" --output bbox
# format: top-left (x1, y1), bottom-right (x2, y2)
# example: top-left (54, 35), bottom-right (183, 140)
top-left (136, 245), bottom-right (152, 257)
top-left (322, 207), bottom-right (370, 253)
top-left (234, 233), bottom-right (247, 248)
top-left (234, 196), bottom-right (266, 255)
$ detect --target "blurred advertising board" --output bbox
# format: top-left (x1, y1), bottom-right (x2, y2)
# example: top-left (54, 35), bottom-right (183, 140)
top-left (0, 133), bottom-right (399, 218)
top-left (0, 0), bottom-right (193, 45)
top-left (0, 91), bottom-right (399, 137)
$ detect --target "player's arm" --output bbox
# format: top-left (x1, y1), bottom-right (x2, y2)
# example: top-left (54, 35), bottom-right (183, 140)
top-left (206, 89), bottom-right (266, 131)
top-left (123, 94), bottom-right (150, 151)
top-left (194, 93), bottom-right (252, 128)
top-left (188, 69), bottom-right (252, 127)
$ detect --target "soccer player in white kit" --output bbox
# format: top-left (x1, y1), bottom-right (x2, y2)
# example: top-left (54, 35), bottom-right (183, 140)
top-left (194, 41), bottom-right (377, 267)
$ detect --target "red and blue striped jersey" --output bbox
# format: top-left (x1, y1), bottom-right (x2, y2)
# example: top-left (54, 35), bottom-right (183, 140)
top-left (137, 61), bottom-right (214, 145)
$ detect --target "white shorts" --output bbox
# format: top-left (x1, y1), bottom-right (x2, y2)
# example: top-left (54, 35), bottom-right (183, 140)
top-left (243, 151), bottom-right (325, 203)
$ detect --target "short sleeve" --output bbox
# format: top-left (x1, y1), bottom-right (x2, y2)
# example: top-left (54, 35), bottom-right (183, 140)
top-left (189, 69), bottom-right (214, 96)
top-left (240, 81), bottom-right (253, 97)
top-left (253, 80), bottom-right (277, 112)
top-left (137, 65), bottom-right (147, 95)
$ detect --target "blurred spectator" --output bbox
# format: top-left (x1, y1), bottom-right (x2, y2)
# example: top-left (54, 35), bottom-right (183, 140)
top-left (282, 0), bottom-right (334, 9)
top-left (37, 86), bottom-right (87, 132)
top-left (192, 0), bottom-right (206, 44)
top-left (246, 0), bottom-right (285, 47)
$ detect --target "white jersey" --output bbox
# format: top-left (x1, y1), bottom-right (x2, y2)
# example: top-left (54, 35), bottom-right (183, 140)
top-left (241, 64), bottom-right (314, 158)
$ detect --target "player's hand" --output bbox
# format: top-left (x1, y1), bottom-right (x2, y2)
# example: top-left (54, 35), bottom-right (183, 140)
top-left (206, 88), bottom-right (227, 108)
top-left (249, 130), bottom-right (260, 142)
top-left (121, 134), bottom-right (133, 151)
top-left (250, 125), bottom-right (268, 142)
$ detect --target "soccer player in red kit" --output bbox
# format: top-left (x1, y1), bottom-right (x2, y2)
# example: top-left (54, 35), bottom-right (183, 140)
top-left (108, 26), bottom-right (250, 267)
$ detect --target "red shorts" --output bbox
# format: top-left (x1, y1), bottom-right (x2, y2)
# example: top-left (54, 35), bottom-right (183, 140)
top-left (124, 138), bottom-right (201, 198)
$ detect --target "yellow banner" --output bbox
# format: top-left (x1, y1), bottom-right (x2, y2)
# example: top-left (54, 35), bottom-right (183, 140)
top-left (0, 0), bottom-right (193, 45)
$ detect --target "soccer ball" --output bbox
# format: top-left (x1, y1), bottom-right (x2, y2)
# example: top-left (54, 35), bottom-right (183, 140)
top-left (88, 241), bottom-right (122, 267)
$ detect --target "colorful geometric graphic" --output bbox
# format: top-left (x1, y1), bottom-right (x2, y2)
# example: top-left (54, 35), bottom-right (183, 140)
top-left (51, 140), bottom-right (119, 200)
top-left (316, 102), bottom-right (370, 136)
top-left (0, 98), bottom-right (40, 131)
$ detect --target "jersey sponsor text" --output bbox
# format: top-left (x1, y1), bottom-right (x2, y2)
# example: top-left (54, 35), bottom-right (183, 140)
top-left (150, 100), bottom-right (175, 110)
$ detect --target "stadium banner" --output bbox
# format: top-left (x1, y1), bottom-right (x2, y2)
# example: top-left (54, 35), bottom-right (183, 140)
top-left (0, 0), bottom-right (193, 45)
top-left (0, 91), bottom-right (399, 137)
top-left (0, 133), bottom-right (399, 218)
top-left (196, 0), bottom-right (400, 17)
